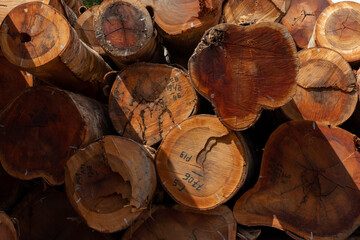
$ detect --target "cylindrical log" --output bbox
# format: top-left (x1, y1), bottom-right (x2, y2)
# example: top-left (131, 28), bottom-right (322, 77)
top-left (122, 205), bottom-right (237, 240)
top-left (156, 115), bottom-right (252, 210)
top-left (65, 135), bottom-right (156, 233)
top-left (281, 0), bottom-right (331, 49)
top-left (281, 47), bottom-right (358, 126)
top-left (223, 0), bottom-right (283, 25)
top-left (313, 1), bottom-right (360, 64)
top-left (10, 189), bottom-right (113, 240)
top-left (150, 0), bottom-right (223, 54)
top-left (63, 0), bottom-right (83, 16)
top-left (94, 0), bottom-right (161, 68)
top-left (0, 212), bottom-right (17, 240)
top-left (0, 86), bottom-right (111, 185)
top-left (0, 2), bottom-right (112, 100)
top-left (233, 120), bottom-right (360, 240)
top-left (0, 165), bottom-right (23, 211)
top-left (108, 63), bottom-right (198, 146)
top-left (0, 56), bottom-right (33, 112)
top-left (188, 22), bottom-right (299, 131)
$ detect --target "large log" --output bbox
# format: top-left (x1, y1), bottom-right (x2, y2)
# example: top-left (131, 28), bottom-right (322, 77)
top-left (0, 56), bottom-right (33, 112)
top-left (65, 135), bottom-right (156, 233)
top-left (281, 0), bottom-right (331, 49)
top-left (0, 212), bottom-right (17, 240)
top-left (0, 2), bottom-right (112, 100)
top-left (281, 47), bottom-right (358, 126)
top-left (108, 63), bottom-right (198, 146)
top-left (223, 0), bottom-right (283, 25)
top-left (156, 114), bottom-right (252, 210)
top-left (0, 86), bottom-right (111, 185)
top-left (94, 0), bottom-right (161, 68)
top-left (122, 205), bottom-right (237, 240)
top-left (188, 22), bottom-right (299, 130)
top-left (10, 188), bottom-right (113, 240)
top-left (233, 120), bottom-right (360, 240)
top-left (311, 1), bottom-right (360, 64)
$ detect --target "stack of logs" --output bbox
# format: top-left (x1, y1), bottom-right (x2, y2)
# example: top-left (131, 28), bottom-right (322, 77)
top-left (1, 0), bottom-right (360, 239)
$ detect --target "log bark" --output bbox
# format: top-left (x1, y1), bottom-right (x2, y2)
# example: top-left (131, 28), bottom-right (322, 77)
top-left (233, 120), bottom-right (360, 240)
top-left (0, 56), bottom-right (33, 112)
top-left (149, 0), bottom-right (223, 54)
top-left (108, 63), bottom-right (198, 146)
top-left (0, 86), bottom-right (111, 185)
top-left (223, 0), bottom-right (283, 25)
top-left (0, 165), bottom-right (23, 211)
top-left (188, 22), bottom-right (299, 131)
top-left (281, 47), bottom-right (358, 126)
top-left (156, 114), bottom-right (252, 210)
top-left (0, 2), bottom-right (112, 100)
top-left (10, 188), bottom-right (113, 240)
top-left (94, 0), bottom-right (161, 68)
top-left (281, 0), bottom-right (331, 49)
top-left (312, 1), bottom-right (360, 64)
top-left (122, 205), bottom-right (237, 240)
top-left (0, 212), bottom-right (17, 240)
top-left (65, 135), bottom-right (157, 233)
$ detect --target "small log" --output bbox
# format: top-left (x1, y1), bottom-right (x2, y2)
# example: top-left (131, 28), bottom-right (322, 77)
top-left (94, 0), bottom-right (161, 68)
top-left (223, 0), bottom-right (283, 25)
top-left (10, 188), bottom-right (113, 240)
top-left (0, 165), bottom-right (23, 211)
top-left (65, 135), bottom-right (156, 233)
top-left (108, 63), bottom-right (198, 146)
top-left (122, 205), bottom-right (237, 240)
top-left (188, 22), bottom-right (299, 130)
top-left (271, 0), bottom-right (291, 14)
top-left (0, 2), bottom-right (112, 100)
top-left (0, 56), bottom-right (33, 112)
top-left (156, 114), bottom-right (252, 210)
top-left (313, 1), bottom-right (360, 64)
top-left (0, 212), bottom-right (17, 240)
top-left (0, 86), bottom-right (111, 185)
top-left (281, 0), bottom-right (331, 49)
top-left (281, 47), bottom-right (358, 126)
top-left (63, 0), bottom-right (84, 16)
top-left (233, 120), bottom-right (360, 240)
top-left (149, 0), bottom-right (223, 54)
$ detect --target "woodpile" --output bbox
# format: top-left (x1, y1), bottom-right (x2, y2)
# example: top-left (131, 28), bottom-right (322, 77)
top-left (2, 0), bottom-right (360, 239)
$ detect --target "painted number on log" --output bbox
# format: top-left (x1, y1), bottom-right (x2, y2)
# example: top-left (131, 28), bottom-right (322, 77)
top-left (164, 76), bottom-right (182, 101)
top-left (173, 172), bottom-right (204, 192)
top-left (267, 158), bottom-right (291, 184)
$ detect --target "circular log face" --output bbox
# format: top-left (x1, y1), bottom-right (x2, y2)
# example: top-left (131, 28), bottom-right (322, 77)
top-left (234, 121), bottom-right (360, 240)
top-left (0, 212), bottom-right (17, 240)
top-left (315, 1), bottom-right (360, 63)
top-left (0, 86), bottom-right (85, 185)
top-left (0, 2), bottom-right (70, 68)
top-left (122, 205), bottom-right (237, 240)
top-left (65, 136), bottom-right (156, 233)
top-left (156, 115), bottom-right (251, 210)
top-left (109, 63), bottom-right (198, 146)
top-left (188, 22), bottom-right (299, 131)
top-left (281, 0), bottom-right (331, 49)
top-left (281, 47), bottom-right (358, 126)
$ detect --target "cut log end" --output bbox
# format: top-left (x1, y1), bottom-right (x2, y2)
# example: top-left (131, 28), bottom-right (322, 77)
top-left (156, 115), bottom-right (252, 210)
top-left (109, 63), bottom-right (198, 146)
top-left (281, 47), bottom-right (358, 126)
top-left (188, 22), bottom-right (299, 131)
top-left (0, 212), bottom-right (17, 240)
top-left (234, 120), bottom-right (360, 240)
top-left (65, 135), bottom-right (156, 233)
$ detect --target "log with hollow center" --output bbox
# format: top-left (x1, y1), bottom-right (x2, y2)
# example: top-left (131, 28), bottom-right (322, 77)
top-left (313, 1), bottom-right (360, 64)
top-left (281, 47), bottom-right (358, 126)
top-left (65, 135), bottom-right (156, 233)
top-left (0, 86), bottom-right (111, 185)
top-left (156, 115), bottom-right (252, 210)
top-left (108, 63), bottom-right (198, 146)
top-left (0, 2), bottom-right (112, 100)
top-left (233, 120), bottom-right (360, 240)
top-left (188, 22), bottom-right (299, 131)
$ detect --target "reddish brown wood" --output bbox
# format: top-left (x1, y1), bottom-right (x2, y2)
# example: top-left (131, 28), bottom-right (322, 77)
top-left (0, 86), bottom-right (111, 185)
top-left (0, 165), bottom-right (23, 211)
top-left (188, 22), bottom-right (299, 130)
top-left (122, 205), bottom-right (237, 240)
top-left (234, 120), bottom-right (360, 240)
top-left (0, 2), bottom-right (112, 100)
top-left (108, 63), bottom-right (198, 146)
top-left (272, 0), bottom-right (291, 14)
top-left (0, 212), bottom-right (17, 240)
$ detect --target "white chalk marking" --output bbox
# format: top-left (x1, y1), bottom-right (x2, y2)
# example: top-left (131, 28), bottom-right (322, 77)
top-left (177, 124), bottom-right (182, 130)
top-left (41, 3), bottom-right (44, 8)
top-left (313, 122), bottom-right (316, 130)
top-left (89, 144), bottom-right (94, 150)
top-left (124, 218), bottom-right (129, 226)
top-left (310, 232), bottom-right (313, 240)
top-left (175, 72), bottom-right (181, 76)
top-left (190, 22), bottom-right (194, 28)
top-left (267, 95), bottom-right (275, 102)
top-left (210, 93), bottom-right (215, 99)
top-left (162, 180), bottom-right (167, 185)
top-left (96, 33), bottom-right (102, 38)
top-left (217, 231), bottom-right (226, 240)
top-left (60, 45), bottom-right (64, 50)
top-left (317, 48), bottom-right (320, 53)
top-left (259, 176), bottom-right (265, 178)
top-left (75, 184), bottom-right (81, 191)
top-left (128, 160), bottom-right (132, 164)
top-left (284, 33), bottom-right (290, 39)
top-left (215, 193), bottom-right (221, 201)
top-left (25, 169), bottom-right (28, 176)
top-left (76, 198), bottom-right (81, 203)
top-left (140, 17), bottom-right (145, 21)
top-left (20, 58), bottom-right (23, 66)
top-left (322, 12), bottom-right (326, 16)
top-left (125, 49), bottom-right (128, 56)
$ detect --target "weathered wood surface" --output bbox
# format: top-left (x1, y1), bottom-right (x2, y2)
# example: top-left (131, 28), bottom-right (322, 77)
top-left (0, 212), bottom-right (17, 240)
